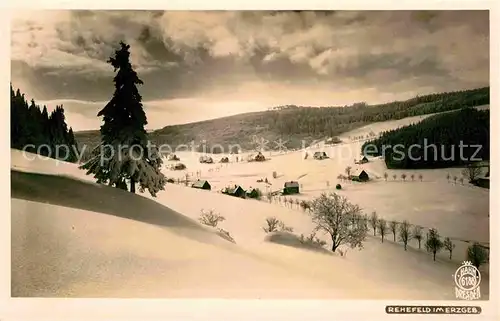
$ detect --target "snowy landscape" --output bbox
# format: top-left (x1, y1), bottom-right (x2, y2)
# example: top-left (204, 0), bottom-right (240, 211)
top-left (11, 107), bottom-right (490, 299)
top-left (10, 10), bottom-right (490, 301)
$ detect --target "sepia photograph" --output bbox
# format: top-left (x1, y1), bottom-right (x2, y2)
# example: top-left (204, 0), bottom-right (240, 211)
top-left (9, 8), bottom-right (491, 303)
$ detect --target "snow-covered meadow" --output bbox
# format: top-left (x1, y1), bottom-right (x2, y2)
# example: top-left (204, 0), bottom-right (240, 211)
top-left (11, 110), bottom-right (490, 299)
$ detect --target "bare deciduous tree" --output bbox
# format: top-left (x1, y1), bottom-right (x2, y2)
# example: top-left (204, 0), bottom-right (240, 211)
top-left (369, 211), bottom-right (378, 236)
top-left (262, 217), bottom-right (280, 233)
top-left (443, 237), bottom-right (455, 260)
top-left (425, 228), bottom-right (444, 261)
top-left (467, 242), bottom-right (489, 269)
top-left (309, 192), bottom-right (368, 252)
top-left (419, 174), bottom-right (423, 181)
top-left (453, 175), bottom-right (458, 184)
top-left (398, 220), bottom-right (412, 250)
top-left (361, 213), bottom-right (369, 230)
top-left (377, 219), bottom-right (388, 243)
top-left (392, 174), bottom-right (397, 180)
top-left (198, 209), bottom-right (226, 227)
top-left (277, 220), bottom-right (294, 232)
top-left (384, 172), bottom-right (388, 181)
top-left (462, 164), bottom-right (483, 183)
top-left (412, 225), bottom-right (423, 249)
top-left (299, 200), bottom-right (310, 211)
top-left (389, 220), bottom-right (398, 242)
top-left (446, 173), bottom-right (451, 182)
top-left (401, 173), bottom-right (407, 181)
top-left (345, 166), bottom-right (352, 177)
top-left (410, 174), bottom-right (415, 181)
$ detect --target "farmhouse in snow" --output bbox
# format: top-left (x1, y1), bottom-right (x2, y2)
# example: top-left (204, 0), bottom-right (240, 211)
top-left (170, 163), bottom-right (186, 170)
top-left (246, 188), bottom-right (261, 199)
top-left (254, 152), bottom-right (266, 162)
top-left (199, 155), bottom-right (214, 164)
top-left (191, 180), bottom-right (211, 190)
top-left (222, 185), bottom-right (246, 198)
top-left (475, 172), bottom-right (490, 189)
top-left (350, 170), bottom-right (369, 182)
top-left (283, 181), bottom-right (300, 195)
top-left (313, 151), bottom-right (328, 160)
top-left (357, 156), bottom-right (369, 164)
top-left (167, 154), bottom-right (180, 161)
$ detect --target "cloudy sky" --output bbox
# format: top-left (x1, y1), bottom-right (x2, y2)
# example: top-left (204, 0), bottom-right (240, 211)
top-left (11, 10), bottom-right (489, 131)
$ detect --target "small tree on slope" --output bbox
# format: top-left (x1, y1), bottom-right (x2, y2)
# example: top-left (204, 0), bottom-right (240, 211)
top-left (80, 42), bottom-right (166, 196)
top-left (377, 218), bottom-right (388, 243)
top-left (398, 220), bottom-right (411, 250)
top-left (462, 164), bottom-right (482, 183)
top-left (466, 242), bottom-right (489, 270)
top-left (443, 237), bottom-right (455, 260)
top-left (425, 228), bottom-right (443, 261)
top-left (389, 220), bottom-right (398, 242)
top-left (309, 192), bottom-right (367, 252)
top-left (369, 211), bottom-right (378, 236)
top-left (412, 225), bottom-right (423, 249)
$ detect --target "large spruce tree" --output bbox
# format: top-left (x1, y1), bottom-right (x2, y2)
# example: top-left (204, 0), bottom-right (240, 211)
top-left (80, 42), bottom-right (166, 197)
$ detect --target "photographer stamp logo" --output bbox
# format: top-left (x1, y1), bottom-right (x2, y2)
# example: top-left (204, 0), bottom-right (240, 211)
top-left (454, 261), bottom-right (481, 300)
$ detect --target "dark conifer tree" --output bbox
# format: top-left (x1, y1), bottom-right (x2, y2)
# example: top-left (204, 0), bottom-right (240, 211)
top-left (80, 41), bottom-right (166, 196)
top-left (10, 85), bottom-right (77, 162)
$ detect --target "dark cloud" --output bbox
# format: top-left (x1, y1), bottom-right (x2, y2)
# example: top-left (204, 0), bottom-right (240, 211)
top-left (10, 10), bottom-right (489, 129)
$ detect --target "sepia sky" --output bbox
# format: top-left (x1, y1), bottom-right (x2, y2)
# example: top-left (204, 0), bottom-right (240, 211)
top-left (11, 10), bottom-right (489, 131)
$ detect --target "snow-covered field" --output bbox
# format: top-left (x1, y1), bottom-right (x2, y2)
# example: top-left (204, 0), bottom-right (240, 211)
top-left (11, 109), bottom-right (490, 299)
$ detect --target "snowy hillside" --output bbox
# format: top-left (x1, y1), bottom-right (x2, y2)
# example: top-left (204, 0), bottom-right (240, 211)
top-left (11, 109), bottom-right (489, 299)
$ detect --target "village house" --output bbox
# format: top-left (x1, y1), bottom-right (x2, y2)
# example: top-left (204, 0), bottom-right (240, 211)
top-left (167, 154), bottom-right (180, 161)
top-left (246, 187), bottom-right (261, 199)
top-left (357, 156), bottom-right (369, 164)
top-left (199, 155), bottom-right (214, 164)
top-left (171, 163), bottom-right (186, 170)
top-left (350, 169), bottom-right (369, 182)
top-left (222, 185), bottom-right (246, 198)
top-left (475, 171), bottom-right (489, 189)
top-left (283, 181), bottom-right (300, 195)
top-left (254, 152), bottom-right (266, 162)
top-left (313, 151), bottom-right (328, 160)
top-left (191, 180), bottom-right (211, 191)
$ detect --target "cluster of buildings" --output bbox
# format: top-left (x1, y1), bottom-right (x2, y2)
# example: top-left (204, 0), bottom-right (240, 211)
top-left (189, 179), bottom-right (301, 198)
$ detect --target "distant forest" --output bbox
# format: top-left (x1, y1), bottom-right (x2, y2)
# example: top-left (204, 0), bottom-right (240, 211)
top-left (361, 108), bottom-right (490, 169)
top-left (76, 86), bottom-right (490, 159)
top-left (262, 86), bottom-right (489, 137)
top-left (10, 85), bottom-right (79, 162)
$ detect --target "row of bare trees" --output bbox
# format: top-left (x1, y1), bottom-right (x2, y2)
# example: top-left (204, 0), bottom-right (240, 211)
top-left (447, 164), bottom-right (486, 185)
top-left (201, 191), bottom-right (488, 271)
top-left (367, 211), bottom-right (489, 268)
top-left (265, 193), bottom-right (311, 210)
top-left (378, 163), bottom-right (486, 184)
top-left (383, 172), bottom-right (423, 181)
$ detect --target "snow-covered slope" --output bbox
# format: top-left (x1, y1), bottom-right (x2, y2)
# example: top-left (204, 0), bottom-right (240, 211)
top-left (11, 108), bottom-right (490, 299)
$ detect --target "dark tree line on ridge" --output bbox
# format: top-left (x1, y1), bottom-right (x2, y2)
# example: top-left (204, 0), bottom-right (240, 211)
top-left (10, 85), bottom-right (79, 162)
top-left (361, 108), bottom-right (490, 169)
top-left (265, 86), bottom-right (489, 137)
